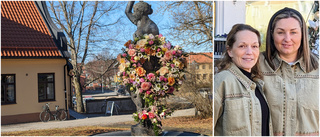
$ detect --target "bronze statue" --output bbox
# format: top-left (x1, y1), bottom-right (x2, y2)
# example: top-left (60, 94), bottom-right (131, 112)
top-left (125, 1), bottom-right (160, 135)
top-left (125, 1), bottom-right (159, 38)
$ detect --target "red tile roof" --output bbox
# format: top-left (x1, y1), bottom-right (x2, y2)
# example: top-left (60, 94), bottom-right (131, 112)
top-left (186, 52), bottom-right (213, 64)
top-left (1, 1), bottom-right (62, 58)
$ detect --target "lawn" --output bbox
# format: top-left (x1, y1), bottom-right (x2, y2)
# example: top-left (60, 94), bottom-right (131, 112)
top-left (1, 116), bottom-right (212, 136)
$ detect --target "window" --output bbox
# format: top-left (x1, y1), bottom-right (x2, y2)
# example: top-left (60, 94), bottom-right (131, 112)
top-left (38, 73), bottom-right (55, 102)
top-left (203, 74), bottom-right (207, 79)
top-left (196, 65), bottom-right (199, 69)
top-left (1, 74), bottom-right (16, 104)
top-left (202, 64), bottom-right (206, 69)
top-left (197, 74), bottom-right (201, 79)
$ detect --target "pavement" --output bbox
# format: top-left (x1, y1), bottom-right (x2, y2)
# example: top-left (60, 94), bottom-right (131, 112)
top-left (1, 108), bottom-right (196, 133)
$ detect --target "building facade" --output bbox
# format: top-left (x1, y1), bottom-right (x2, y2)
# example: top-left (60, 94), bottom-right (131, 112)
top-left (1, 1), bottom-right (72, 124)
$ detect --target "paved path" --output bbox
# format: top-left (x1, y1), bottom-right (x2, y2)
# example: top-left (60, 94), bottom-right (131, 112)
top-left (1, 108), bottom-right (195, 133)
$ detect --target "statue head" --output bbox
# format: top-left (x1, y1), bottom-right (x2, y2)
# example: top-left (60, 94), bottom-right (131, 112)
top-left (133, 2), bottom-right (153, 19)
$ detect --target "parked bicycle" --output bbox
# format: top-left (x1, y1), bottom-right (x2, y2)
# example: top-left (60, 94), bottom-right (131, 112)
top-left (39, 103), bottom-right (67, 122)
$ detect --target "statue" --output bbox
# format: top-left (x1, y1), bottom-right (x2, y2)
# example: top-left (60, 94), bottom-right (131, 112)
top-left (125, 1), bottom-right (160, 136)
top-left (125, 1), bottom-right (159, 38)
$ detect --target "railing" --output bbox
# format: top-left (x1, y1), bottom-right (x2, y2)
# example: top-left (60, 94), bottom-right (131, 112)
top-left (214, 37), bottom-right (226, 59)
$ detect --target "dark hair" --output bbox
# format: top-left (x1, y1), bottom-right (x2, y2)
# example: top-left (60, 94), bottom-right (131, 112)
top-left (264, 7), bottom-right (318, 72)
top-left (218, 24), bottom-right (262, 79)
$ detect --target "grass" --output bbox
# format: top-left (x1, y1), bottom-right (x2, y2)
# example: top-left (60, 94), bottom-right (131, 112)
top-left (1, 116), bottom-right (212, 136)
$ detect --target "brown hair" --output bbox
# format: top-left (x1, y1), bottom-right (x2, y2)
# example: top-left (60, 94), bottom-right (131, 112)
top-left (264, 7), bottom-right (318, 72)
top-left (218, 24), bottom-right (262, 79)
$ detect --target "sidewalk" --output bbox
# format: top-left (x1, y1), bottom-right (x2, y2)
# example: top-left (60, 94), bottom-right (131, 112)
top-left (1, 108), bottom-right (195, 133)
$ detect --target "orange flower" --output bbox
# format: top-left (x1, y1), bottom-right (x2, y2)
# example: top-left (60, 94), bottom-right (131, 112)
top-left (124, 40), bottom-right (132, 47)
top-left (136, 67), bottom-right (146, 77)
top-left (168, 77), bottom-right (175, 86)
top-left (145, 47), bottom-right (151, 55)
top-left (129, 74), bottom-right (136, 80)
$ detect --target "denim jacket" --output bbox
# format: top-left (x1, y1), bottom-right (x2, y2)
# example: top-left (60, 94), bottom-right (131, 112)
top-left (259, 53), bottom-right (319, 136)
top-left (214, 63), bottom-right (273, 136)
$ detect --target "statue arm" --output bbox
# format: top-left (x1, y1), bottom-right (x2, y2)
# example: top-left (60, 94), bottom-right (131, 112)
top-left (125, 1), bottom-right (136, 25)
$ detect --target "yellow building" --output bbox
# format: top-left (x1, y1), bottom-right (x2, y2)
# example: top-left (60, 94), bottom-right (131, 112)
top-left (186, 52), bottom-right (213, 84)
top-left (1, 1), bottom-right (72, 124)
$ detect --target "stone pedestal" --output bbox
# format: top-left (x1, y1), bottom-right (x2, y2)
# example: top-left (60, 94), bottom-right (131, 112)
top-left (131, 123), bottom-right (155, 136)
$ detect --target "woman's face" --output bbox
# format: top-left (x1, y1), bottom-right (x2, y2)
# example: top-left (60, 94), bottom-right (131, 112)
top-left (272, 17), bottom-right (302, 62)
top-left (228, 30), bottom-right (260, 72)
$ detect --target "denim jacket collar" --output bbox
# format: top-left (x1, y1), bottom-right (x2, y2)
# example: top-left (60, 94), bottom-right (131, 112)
top-left (228, 63), bottom-right (263, 91)
top-left (273, 53), bottom-right (306, 73)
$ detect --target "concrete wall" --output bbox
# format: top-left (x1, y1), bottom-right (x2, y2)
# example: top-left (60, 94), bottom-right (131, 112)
top-left (1, 58), bottom-right (70, 124)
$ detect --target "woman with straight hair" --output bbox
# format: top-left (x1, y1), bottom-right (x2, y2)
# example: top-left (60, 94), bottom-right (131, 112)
top-left (214, 24), bottom-right (272, 136)
top-left (259, 7), bottom-right (319, 136)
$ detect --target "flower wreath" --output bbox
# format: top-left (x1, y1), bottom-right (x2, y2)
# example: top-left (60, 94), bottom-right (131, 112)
top-left (117, 34), bottom-right (187, 135)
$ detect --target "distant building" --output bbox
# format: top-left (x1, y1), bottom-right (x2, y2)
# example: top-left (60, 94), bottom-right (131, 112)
top-left (185, 52), bottom-right (213, 83)
top-left (1, 1), bottom-right (72, 124)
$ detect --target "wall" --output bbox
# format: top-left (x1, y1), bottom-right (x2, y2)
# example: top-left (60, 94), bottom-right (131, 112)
top-left (1, 58), bottom-right (69, 124)
top-left (215, 1), bottom-right (246, 35)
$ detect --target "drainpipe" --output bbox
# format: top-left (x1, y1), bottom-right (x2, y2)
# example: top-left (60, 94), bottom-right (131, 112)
top-left (64, 60), bottom-right (68, 115)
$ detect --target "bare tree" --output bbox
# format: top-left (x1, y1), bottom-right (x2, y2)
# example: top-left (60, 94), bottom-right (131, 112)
top-left (159, 1), bottom-right (213, 51)
top-left (48, 1), bottom-right (122, 112)
top-left (84, 51), bottom-right (118, 89)
top-left (180, 62), bottom-right (213, 118)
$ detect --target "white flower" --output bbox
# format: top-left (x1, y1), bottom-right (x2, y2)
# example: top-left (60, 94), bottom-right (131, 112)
top-left (156, 77), bottom-right (161, 82)
top-left (151, 45), bottom-right (156, 50)
top-left (148, 34), bottom-right (155, 39)
top-left (155, 86), bottom-right (160, 92)
top-left (156, 83), bottom-right (161, 88)
top-left (131, 70), bottom-right (136, 74)
top-left (117, 72), bottom-right (121, 76)
top-left (156, 52), bottom-right (162, 58)
top-left (163, 85), bottom-right (168, 90)
top-left (174, 45), bottom-right (180, 50)
top-left (125, 61), bottom-right (131, 67)
top-left (138, 53), bottom-right (143, 58)
top-left (135, 77), bottom-right (140, 83)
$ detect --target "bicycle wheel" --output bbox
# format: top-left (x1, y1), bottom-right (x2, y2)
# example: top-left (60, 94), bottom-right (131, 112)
top-left (39, 111), bottom-right (50, 122)
top-left (57, 109), bottom-right (67, 121)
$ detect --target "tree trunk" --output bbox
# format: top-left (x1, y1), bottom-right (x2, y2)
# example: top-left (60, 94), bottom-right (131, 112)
top-left (73, 75), bottom-right (84, 113)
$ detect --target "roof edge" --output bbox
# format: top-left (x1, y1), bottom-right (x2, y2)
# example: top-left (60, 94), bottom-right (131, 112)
top-left (34, 1), bottom-right (70, 58)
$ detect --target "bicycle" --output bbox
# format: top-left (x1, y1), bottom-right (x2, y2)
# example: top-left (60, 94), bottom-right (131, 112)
top-left (39, 103), bottom-right (67, 122)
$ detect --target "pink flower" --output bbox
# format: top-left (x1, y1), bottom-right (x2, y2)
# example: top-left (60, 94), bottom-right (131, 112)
top-left (122, 53), bottom-right (127, 57)
top-left (157, 48), bottom-right (161, 52)
top-left (129, 44), bottom-right (134, 49)
top-left (139, 88), bottom-right (143, 93)
top-left (164, 78), bottom-right (168, 82)
top-left (160, 76), bottom-right (165, 81)
top-left (172, 50), bottom-right (176, 55)
top-left (140, 48), bottom-right (145, 52)
top-left (149, 40), bottom-right (154, 45)
top-left (158, 34), bottom-right (163, 38)
top-left (147, 73), bottom-right (155, 81)
top-left (164, 51), bottom-right (173, 60)
top-left (146, 90), bottom-right (152, 95)
top-left (140, 78), bottom-right (145, 83)
top-left (141, 82), bottom-right (151, 91)
top-left (171, 64), bottom-right (175, 68)
top-left (148, 112), bottom-right (155, 119)
top-left (128, 49), bottom-right (136, 56)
